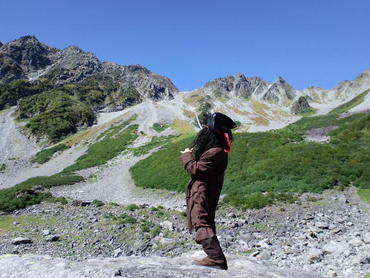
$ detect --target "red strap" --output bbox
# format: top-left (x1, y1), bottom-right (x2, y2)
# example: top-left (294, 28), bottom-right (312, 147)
top-left (224, 132), bottom-right (232, 152)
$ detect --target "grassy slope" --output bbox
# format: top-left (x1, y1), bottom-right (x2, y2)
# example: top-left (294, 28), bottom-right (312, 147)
top-left (32, 144), bottom-right (70, 164)
top-left (131, 91), bottom-right (370, 209)
top-left (329, 89), bottom-right (370, 115)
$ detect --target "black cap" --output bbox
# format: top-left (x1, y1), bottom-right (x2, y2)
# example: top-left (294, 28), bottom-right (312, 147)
top-left (204, 112), bottom-right (237, 131)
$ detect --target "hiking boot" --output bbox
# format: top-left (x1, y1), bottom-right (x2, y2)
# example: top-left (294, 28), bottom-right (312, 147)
top-left (192, 256), bottom-right (228, 270)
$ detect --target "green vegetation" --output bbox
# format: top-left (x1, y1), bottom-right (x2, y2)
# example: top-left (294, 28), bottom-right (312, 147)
top-left (329, 89), bottom-right (369, 115)
top-left (19, 90), bottom-right (95, 142)
top-left (0, 174), bottom-right (83, 212)
top-left (152, 123), bottom-right (170, 133)
top-left (63, 120), bottom-right (138, 173)
top-left (358, 183), bottom-right (370, 204)
top-left (32, 144), bottom-right (70, 164)
top-left (129, 135), bottom-right (178, 156)
top-left (0, 79), bottom-right (54, 110)
top-left (363, 273), bottom-right (370, 278)
top-left (131, 97), bottom-right (370, 209)
top-left (0, 163), bottom-right (5, 172)
top-left (1, 76), bottom-right (142, 142)
top-left (0, 215), bottom-right (56, 234)
top-left (299, 108), bottom-right (317, 117)
top-left (107, 213), bottom-right (137, 225)
top-left (92, 199), bottom-right (105, 207)
top-left (131, 137), bottom-right (192, 192)
top-left (224, 192), bottom-right (296, 209)
top-left (126, 204), bottom-right (140, 211)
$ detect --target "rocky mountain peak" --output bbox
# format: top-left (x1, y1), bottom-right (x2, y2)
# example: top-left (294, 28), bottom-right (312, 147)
top-left (0, 36), bottom-right (178, 100)
top-left (263, 76), bottom-right (296, 102)
top-left (0, 42), bottom-right (3, 48)
top-left (276, 76), bottom-right (287, 84)
top-left (0, 35), bottom-right (59, 82)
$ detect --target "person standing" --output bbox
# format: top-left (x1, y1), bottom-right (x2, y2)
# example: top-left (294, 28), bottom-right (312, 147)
top-left (180, 112), bottom-right (237, 270)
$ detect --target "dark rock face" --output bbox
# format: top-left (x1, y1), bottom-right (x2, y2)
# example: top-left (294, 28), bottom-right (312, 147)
top-left (0, 36), bottom-right (178, 100)
top-left (291, 96), bottom-right (312, 114)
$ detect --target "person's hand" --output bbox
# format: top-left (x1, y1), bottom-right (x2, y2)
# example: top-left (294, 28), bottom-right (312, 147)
top-left (180, 148), bottom-right (193, 154)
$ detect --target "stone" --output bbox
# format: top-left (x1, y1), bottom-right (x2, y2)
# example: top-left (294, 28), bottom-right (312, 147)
top-left (161, 220), bottom-right (174, 231)
top-left (71, 200), bottom-right (91, 207)
top-left (12, 237), bottom-right (33, 245)
top-left (114, 268), bottom-right (123, 276)
top-left (315, 222), bottom-right (329, 229)
top-left (45, 235), bottom-right (60, 242)
top-left (256, 250), bottom-right (271, 260)
top-left (306, 248), bottom-right (323, 263)
top-left (322, 241), bottom-right (350, 255)
top-left (228, 213), bottom-right (237, 218)
top-left (42, 229), bottom-right (51, 236)
top-left (257, 239), bottom-right (270, 248)
top-left (113, 248), bottom-right (123, 257)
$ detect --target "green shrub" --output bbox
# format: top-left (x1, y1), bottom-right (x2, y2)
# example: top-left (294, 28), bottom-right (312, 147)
top-left (32, 144), bottom-right (70, 164)
top-left (108, 214), bottom-right (137, 225)
top-left (19, 90), bottom-right (95, 142)
top-left (152, 123), bottom-right (169, 133)
top-left (92, 199), bottom-right (105, 207)
top-left (0, 174), bottom-right (83, 212)
top-left (126, 204), bottom-right (140, 211)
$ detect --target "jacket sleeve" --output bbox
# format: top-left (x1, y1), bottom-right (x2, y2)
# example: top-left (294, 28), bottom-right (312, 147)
top-left (180, 149), bottom-right (223, 180)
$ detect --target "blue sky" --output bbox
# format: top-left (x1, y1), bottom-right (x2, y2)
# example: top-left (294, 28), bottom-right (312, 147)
top-left (0, 0), bottom-right (369, 91)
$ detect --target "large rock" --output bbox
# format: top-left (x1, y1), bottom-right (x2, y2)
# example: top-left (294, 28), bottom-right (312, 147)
top-left (0, 253), bottom-right (324, 278)
top-left (11, 237), bottom-right (33, 245)
top-left (322, 241), bottom-right (350, 255)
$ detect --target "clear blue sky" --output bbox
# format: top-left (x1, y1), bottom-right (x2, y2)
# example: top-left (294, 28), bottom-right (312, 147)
top-left (1, 0), bottom-right (369, 91)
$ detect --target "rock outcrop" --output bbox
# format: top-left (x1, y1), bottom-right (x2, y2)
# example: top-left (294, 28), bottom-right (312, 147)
top-left (0, 36), bottom-right (178, 100)
top-left (203, 73), bottom-right (269, 99)
top-left (291, 96), bottom-right (313, 114)
top-left (202, 73), bottom-right (297, 105)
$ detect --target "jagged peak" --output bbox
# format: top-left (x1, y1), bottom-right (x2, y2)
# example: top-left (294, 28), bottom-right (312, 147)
top-left (125, 64), bottom-right (151, 74)
top-left (275, 76), bottom-right (287, 84)
top-left (63, 45), bottom-right (84, 53)
top-left (17, 35), bottom-right (39, 42)
top-left (234, 73), bottom-right (247, 79)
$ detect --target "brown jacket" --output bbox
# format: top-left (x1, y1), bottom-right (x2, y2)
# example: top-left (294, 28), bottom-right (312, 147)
top-left (180, 147), bottom-right (228, 237)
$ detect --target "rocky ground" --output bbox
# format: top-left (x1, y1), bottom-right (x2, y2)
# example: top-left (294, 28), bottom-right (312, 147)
top-left (0, 187), bottom-right (368, 278)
